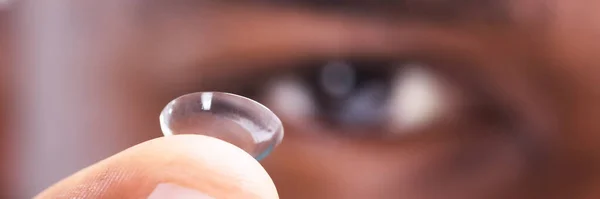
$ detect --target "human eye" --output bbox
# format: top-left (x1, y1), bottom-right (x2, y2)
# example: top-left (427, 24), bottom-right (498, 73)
top-left (219, 56), bottom-right (515, 142)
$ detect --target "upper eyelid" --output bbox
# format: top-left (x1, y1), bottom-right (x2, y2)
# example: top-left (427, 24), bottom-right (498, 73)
top-left (146, 6), bottom-right (396, 56)
top-left (141, 2), bottom-right (493, 61)
top-left (144, 5), bottom-right (403, 83)
top-left (142, 3), bottom-right (510, 87)
top-left (142, 4), bottom-right (397, 82)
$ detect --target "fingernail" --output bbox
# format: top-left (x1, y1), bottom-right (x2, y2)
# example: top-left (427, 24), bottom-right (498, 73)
top-left (148, 183), bottom-right (215, 199)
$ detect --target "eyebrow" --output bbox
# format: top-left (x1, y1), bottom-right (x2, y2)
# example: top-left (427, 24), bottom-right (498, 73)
top-left (255, 0), bottom-right (511, 24)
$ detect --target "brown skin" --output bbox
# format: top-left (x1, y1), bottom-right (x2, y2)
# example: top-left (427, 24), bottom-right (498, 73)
top-left (36, 135), bottom-right (279, 199)
top-left (19, 0), bottom-right (600, 198)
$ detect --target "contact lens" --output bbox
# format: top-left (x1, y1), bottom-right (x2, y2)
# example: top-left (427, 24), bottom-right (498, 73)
top-left (159, 92), bottom-right (283, 161)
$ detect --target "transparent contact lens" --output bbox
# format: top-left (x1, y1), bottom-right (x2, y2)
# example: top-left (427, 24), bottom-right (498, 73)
top-left (159, 92), bottom-right (283, 161)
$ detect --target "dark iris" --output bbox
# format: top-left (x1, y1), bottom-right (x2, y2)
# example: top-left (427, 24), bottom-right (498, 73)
top-left (300, 59), bottom-right (397, 131)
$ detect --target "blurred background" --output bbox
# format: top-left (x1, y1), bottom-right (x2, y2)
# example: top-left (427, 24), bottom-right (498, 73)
top-left (2, 0), bottom-right (600, 198)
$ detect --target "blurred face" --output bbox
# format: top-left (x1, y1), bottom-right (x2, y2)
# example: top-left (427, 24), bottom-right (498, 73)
top-left (10, 0), bottom-right (600, 198)
top-left (121, 1), bottom-right (600, 198)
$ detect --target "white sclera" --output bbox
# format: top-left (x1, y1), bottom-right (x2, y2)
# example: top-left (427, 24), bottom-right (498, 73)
top-left (159, 92), bottom-right (284, 160)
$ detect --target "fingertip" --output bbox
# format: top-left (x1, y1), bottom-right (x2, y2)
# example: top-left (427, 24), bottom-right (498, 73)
top-left (36, 135), bottom-right (278, 199)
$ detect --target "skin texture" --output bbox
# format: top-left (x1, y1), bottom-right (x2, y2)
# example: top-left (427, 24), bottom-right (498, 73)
top-left (3, 0), bottom-right (600, 198)
top-left (35, 135), bottom-right (278, 199)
